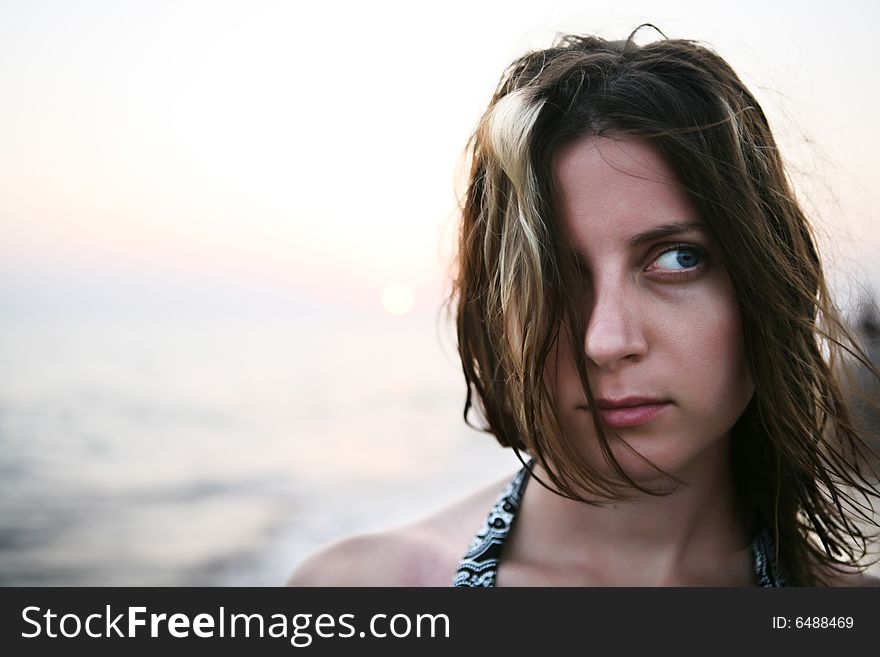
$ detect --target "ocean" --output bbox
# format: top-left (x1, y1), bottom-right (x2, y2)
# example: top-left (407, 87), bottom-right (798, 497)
top-left (0, 308), bottom-right (516, 586)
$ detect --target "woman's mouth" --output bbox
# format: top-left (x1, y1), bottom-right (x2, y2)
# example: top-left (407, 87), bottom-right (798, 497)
top-left (581, 397), bottom-right (673, 428)
top-left (597, 402), bottom-right (671, 428)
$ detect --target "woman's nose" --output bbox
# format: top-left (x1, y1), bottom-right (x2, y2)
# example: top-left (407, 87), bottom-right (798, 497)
top-left (583, 282), bottom-right (648, 370)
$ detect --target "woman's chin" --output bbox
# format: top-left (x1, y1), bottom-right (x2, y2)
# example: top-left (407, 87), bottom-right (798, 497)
top-left (604, 432), bottom-right (729, 489)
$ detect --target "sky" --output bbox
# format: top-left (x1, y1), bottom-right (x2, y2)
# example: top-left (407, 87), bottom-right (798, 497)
top-left (1, 0), bottom-right (878, 318)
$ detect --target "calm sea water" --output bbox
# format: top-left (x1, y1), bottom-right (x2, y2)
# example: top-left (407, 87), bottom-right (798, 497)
top-left (0, 309), bottom-right (516, 585)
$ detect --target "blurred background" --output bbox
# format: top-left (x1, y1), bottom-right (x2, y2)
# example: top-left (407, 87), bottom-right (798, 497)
top-left (1, 0), bottom-right (878, 585)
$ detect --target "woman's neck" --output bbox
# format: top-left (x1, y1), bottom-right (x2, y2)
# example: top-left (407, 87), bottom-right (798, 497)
top-left (505, 438), bottom-right (753, 586)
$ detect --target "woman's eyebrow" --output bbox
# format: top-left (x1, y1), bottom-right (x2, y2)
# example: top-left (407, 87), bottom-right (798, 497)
top-left (627, 221), bottom-right (708, 248)
top-left (566, 221), bottom-right (710, 266)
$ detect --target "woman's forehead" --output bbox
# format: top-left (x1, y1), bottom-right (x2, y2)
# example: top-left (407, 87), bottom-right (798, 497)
top-left (552, 135), bottom-right (703, 251)
top-left (554, 134), bottom-right (675, 180)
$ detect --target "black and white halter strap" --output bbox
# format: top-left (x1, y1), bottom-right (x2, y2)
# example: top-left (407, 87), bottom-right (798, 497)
top-left (451, 463), bottom-right (786, 587)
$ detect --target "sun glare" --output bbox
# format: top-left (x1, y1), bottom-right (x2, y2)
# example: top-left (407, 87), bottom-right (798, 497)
top-left (380, 284), bottom-right (415, 316)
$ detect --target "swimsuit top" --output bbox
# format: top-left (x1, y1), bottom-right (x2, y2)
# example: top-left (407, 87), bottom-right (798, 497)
top-left (451, 462), bottom-right (787, 587)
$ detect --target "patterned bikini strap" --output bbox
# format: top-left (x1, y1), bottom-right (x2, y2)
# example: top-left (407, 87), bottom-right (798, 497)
top-left (450, 465), bottom-right (531, 587)
top-left (751, 526), bottom-right (787, 587)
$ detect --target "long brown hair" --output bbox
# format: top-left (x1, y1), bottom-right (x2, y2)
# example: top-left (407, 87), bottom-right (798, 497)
top-left (447, 27), bottom-right (880, 585)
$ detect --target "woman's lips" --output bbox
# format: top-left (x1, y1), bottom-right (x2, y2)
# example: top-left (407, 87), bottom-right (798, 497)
top-left (583, 401), bottom-right (672, 428)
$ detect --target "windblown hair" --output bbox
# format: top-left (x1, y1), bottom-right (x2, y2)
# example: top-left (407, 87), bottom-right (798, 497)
top-left (447, 26), bottom-right (880, 585)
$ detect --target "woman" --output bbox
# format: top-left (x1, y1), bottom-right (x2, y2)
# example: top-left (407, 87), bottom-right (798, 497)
top-left (289, 28), bottom-right (880, 586)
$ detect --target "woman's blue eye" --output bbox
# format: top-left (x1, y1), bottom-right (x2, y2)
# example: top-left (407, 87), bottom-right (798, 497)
top-left (652, 246), bottom-right (702, 271)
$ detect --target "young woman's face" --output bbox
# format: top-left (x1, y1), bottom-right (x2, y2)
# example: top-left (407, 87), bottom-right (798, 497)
top-left (548, 135), bottom-right (754, 485)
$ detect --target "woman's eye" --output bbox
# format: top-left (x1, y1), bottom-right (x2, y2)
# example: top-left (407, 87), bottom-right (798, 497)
top-left (648, 245), bottom-right (704, 272)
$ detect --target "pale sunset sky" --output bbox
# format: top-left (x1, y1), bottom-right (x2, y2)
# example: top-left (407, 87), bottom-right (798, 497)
top-left (1, 0), bottom-right (877, 318)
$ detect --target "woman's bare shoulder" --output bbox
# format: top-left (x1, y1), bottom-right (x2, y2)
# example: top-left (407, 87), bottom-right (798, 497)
top-left (285, 529), bottom-right (442, 587)
top-left (286, 473), bottom-right (513, 587)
